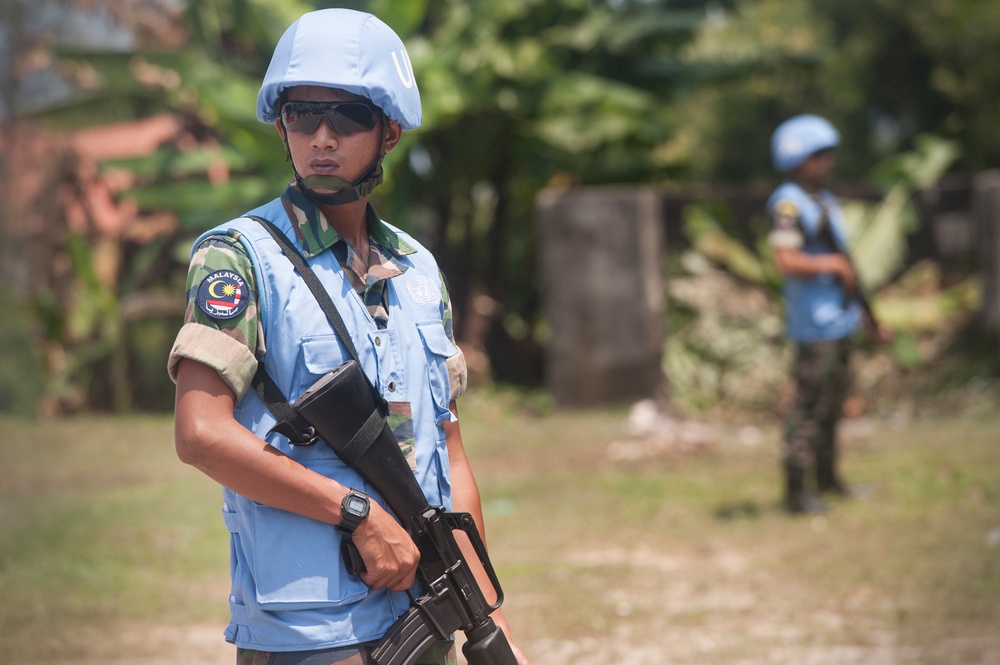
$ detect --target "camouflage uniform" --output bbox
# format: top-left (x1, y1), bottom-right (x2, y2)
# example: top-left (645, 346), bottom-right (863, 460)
top-left (783, 338), bottom-right (852, 494)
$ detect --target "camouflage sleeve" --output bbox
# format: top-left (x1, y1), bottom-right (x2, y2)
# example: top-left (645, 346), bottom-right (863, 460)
top-left (767, 199), bottom-right (806, 250)
top-left (166, 234), bottom-right (264, 402)
top-left (440, 270), bottom-right (468, 402)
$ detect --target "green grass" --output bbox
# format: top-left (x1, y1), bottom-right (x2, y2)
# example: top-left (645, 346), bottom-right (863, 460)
top-left (2, 399), bottom-right (999, 664)
top-left (0, 417), bottom-right (229, 661)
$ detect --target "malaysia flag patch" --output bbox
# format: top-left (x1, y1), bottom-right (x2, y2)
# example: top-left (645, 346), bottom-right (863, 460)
top-left (196, 270), bottom-right (249, 320)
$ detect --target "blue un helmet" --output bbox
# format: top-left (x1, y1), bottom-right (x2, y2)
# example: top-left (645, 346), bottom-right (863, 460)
top-left (770, 114), bottom-right (840, 173)
top-left (257, 9), bottom-right (422, 204)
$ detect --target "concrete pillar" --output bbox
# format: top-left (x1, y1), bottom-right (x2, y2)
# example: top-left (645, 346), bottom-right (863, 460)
top-left (537, 186), bottom-right (665, 407)
top-left (973, 170), bottom-right (1000, 332)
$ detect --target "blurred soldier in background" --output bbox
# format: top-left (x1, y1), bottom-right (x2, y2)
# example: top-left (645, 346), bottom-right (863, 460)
top-left (766, 114), bottom-right (891, 515)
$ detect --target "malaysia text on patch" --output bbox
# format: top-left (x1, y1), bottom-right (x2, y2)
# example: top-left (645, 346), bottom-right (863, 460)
top-left (196, 270), bottom-right (250, 320)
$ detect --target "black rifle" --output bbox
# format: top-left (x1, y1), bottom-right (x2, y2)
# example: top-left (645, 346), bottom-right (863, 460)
top-left (291, 360), bottom-right (518, 665)
top-left (816, 207), bottom-right (879, 329)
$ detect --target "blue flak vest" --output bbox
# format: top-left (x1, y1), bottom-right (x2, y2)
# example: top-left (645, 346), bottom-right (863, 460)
top-left (193, 198), bottom-right (458, 651)
top-left (767, 182), bottom-right (861, 343)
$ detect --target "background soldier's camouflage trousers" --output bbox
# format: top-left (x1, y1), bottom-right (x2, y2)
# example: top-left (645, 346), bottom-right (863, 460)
top-left (783, 338), bottom-right (853, 497)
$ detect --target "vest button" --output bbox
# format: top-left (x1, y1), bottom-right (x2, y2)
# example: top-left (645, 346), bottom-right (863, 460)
top-left (374, 337), bottom-right (381, 346)
top-left (388, 381), bottom-right (396, 392)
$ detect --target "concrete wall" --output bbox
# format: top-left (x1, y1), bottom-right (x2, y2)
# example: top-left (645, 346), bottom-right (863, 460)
top-left (537, 186), bottom-right (665, 407)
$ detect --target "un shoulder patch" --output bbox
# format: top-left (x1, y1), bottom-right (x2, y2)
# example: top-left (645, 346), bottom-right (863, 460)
top-left (196, 270), bottom-right (250, 320)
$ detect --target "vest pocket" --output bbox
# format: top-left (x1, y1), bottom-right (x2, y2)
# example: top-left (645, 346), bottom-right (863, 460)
top-left (415, 322), bottom-right (457, 425)
top-left (300, 335), bottom-right (350, 383)
top-left (249, 504), bottom-right (369, 610)
top-left (246, 460), bottom-right (372, 611)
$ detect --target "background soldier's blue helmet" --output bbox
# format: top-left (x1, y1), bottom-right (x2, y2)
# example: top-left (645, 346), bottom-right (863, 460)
top-left (771, 114), bottom-right (840, 172)
top-left (257, 8), bottom-right (421, 129)
top-left (257, 9), bottom-right (421, 204)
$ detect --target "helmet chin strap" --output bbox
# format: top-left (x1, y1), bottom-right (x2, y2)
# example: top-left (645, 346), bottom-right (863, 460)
top-left (280, 115), bottom-right (388, 206)
top-left (297, 155), bottom-right (384, 205)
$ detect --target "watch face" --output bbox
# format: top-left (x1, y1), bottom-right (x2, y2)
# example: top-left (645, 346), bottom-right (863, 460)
top-left (345, 494), bottom-right (368, 516)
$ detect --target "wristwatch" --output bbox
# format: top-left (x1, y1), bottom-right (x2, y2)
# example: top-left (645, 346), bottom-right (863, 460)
top-left (337, 488), bottom-right (370, 534)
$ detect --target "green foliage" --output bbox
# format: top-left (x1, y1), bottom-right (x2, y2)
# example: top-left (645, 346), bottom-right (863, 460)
top-left (36, 1), bottom-right (305, 227)
top-left (682, 201), bottom-right (781, 288)
top-left (845, 135), bottom-right (960, 291)
top-left (0, 293), bottom-right (45, 417)
top-left (4, 0), bottom-right (310, 412)
top-left (673, 0), bottom-right (1000, 179)
top-left (49, 235), bottom-right (131, 412)
top-left (369, 1), bottom-right (710, 385)
top-left (9, 0), bottom-right (999, 409)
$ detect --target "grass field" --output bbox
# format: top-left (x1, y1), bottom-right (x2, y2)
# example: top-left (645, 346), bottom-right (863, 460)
top-left (1, 392), bottom-right (998, 664)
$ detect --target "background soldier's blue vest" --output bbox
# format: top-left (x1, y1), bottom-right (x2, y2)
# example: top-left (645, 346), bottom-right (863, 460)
top-left (767, 182), bottom-right (861, 343)
top-left (193, 197), bottom-right (457, 651)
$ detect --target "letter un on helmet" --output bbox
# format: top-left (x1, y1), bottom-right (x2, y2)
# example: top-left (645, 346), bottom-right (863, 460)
top-left (257, 9), bottom-right (422, 131)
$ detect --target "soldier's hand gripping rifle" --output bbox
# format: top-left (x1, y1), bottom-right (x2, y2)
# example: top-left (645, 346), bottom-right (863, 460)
top-left (288, 359), bottom-right (518, 665)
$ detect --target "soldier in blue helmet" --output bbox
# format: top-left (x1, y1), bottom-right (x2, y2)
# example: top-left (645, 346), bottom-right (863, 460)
top-left (168, 9), bottom-right (530, 664)
top-left (766, 114), bottom-right (891, 515)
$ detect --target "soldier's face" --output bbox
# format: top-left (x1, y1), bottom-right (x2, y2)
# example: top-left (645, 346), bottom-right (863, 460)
top-left (276, 85), bottom-right (400, 188)
top-left (797, 149), bottom-right (835, 187)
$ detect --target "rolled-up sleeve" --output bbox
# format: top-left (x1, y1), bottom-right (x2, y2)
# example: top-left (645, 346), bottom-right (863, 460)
top-left (446, 348), bottom-right (468, 402)
top-left (166, 234), bottom-right (263, 401)
top-left (439, 271), bottom-right (468, 401)
top-left (167, 323), bottom-right (259, 401)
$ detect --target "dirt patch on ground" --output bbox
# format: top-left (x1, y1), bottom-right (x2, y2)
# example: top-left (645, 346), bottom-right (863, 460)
top-left (518, 542), bottom-right (1000, 665)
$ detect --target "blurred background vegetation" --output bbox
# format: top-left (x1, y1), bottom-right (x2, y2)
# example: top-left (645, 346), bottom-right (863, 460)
top-left (1, 0), bottom-right (998, 418)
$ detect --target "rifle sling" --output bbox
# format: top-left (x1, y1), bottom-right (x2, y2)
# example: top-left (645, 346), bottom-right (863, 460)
top-left (243, 214), bottom-right (387, 444)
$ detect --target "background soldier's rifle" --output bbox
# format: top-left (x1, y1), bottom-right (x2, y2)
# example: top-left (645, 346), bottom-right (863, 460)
top-left (817, 208), bottom-right (880, 329)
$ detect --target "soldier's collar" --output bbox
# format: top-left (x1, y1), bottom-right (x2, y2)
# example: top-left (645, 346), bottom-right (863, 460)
top-left (281, 183), bottom-right (416, 259)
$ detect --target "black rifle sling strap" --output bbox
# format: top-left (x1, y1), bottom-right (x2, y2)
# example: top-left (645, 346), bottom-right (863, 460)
top-left (252, 363), bottom-right (315, 444)
top-left (247, 215), bottom-right (363, 359)
top-left (812, 202), bottom-right (879, 326)
top-left (244, 214), bottom-right (388, 446)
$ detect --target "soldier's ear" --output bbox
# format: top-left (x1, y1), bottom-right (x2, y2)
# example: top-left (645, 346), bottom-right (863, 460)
top-left (383, 119), bottom-right (402, 153)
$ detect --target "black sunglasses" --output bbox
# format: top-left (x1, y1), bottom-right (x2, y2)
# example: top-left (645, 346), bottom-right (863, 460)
top-left (280, 101), bottom-right (380, 135)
